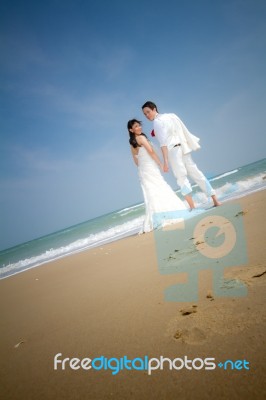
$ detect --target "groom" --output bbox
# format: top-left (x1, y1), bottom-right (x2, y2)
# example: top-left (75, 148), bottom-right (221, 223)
top-left (142, 101), bottom-right (221, 209)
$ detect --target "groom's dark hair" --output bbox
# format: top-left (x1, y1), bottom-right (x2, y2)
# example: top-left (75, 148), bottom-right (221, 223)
top-left (142, 101), bottom-right (158, 112)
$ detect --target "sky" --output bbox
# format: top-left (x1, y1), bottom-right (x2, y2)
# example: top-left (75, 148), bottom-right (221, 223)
top-left (0, 0), bottom-right (266, 250)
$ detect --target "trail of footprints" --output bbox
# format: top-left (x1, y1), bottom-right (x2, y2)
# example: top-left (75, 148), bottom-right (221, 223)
top-left (167, 264), bottom-right (266, 345)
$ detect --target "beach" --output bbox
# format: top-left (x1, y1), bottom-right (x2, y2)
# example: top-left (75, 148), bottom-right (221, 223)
top-left (0, 190), bottom-right (265, 399)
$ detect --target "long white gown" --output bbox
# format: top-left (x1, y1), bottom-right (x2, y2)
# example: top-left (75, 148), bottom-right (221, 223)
top-left (136, 145), bottom-right (186, 233)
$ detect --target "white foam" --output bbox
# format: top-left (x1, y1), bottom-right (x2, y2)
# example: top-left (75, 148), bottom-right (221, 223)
top-left (117, 203), bottom-right (143, 215)
top-left (210, 169), bottom-right (239, 182)
top-left (216, 173), bottom-right (265, 198)
top-left (0, 216), bottom-right (144, 279)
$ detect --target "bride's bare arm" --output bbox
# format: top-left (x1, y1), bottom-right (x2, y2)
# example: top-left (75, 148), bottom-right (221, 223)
top-left (137, 136), bottom-right (163, 169)
top-left (130, 146), bottom-right (139, 166)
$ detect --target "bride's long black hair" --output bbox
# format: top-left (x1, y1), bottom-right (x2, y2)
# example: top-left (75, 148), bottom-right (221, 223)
top-left (127, 119), bottom-right (148, 148)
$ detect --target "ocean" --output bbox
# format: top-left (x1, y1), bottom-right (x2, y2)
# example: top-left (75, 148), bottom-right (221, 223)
top-left (1, 158), bottom-right (265, 279)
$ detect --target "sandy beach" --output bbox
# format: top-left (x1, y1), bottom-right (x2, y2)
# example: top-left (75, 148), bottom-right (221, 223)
top-left (0, 190), bottom-right (265, 400)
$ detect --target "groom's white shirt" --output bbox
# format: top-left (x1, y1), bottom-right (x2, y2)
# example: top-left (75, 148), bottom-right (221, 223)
top-left (153, 113), bottom-right (201, 154)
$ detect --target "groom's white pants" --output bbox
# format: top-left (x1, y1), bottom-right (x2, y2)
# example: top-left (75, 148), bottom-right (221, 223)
top-left (168, 146), bottom-right (215, 197)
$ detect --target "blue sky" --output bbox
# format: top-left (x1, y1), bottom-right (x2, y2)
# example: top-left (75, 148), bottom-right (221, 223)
top-left (1, 0), bottom-right (265, 250)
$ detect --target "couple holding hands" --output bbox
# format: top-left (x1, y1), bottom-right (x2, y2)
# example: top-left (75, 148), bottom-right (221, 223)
top-left (127, 101), bottom-right (221, 233)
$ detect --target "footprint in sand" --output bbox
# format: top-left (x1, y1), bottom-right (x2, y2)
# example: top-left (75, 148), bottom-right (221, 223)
top-left (225, 265), bottom-right (266, 287)
top-left (173, 327), bottom-right (207, 345)
top-left (206, 290), bottom-right (214, 300)
top-left (180, 305), bottom-right (197, 316)
top-left (252, 270), bottom-right (266, 278)
top-left (168, 306), bottom-right (207, 345)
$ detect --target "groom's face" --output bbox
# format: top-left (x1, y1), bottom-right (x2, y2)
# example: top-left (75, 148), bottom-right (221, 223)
top-left (142, 107), bottom-right (157, 121)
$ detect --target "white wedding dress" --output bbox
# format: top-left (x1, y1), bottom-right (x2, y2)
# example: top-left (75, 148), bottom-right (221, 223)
top-left (136, 145), bottom-right (186, 233)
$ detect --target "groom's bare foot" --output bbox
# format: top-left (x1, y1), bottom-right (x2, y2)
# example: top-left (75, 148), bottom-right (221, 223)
top-left (185, 194), bottom-right (195, 210)
top-left (212, 195), bottom-right (222, 207)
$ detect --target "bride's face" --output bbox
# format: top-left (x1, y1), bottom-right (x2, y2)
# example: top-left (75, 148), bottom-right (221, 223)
top-left (130, 122), bottom-right (142, 135)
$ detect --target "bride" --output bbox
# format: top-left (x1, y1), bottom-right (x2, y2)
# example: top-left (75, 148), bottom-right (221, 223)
top-left (127, 119), bottom-right (186, 233)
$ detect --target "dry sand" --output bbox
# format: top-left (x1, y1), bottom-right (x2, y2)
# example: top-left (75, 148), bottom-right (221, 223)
top-left (0, 190), bottom-right (265, 400)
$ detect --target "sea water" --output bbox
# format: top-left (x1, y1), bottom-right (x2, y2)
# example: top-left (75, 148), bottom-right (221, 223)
top-left (1, 158), bottom-right (265, 279)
